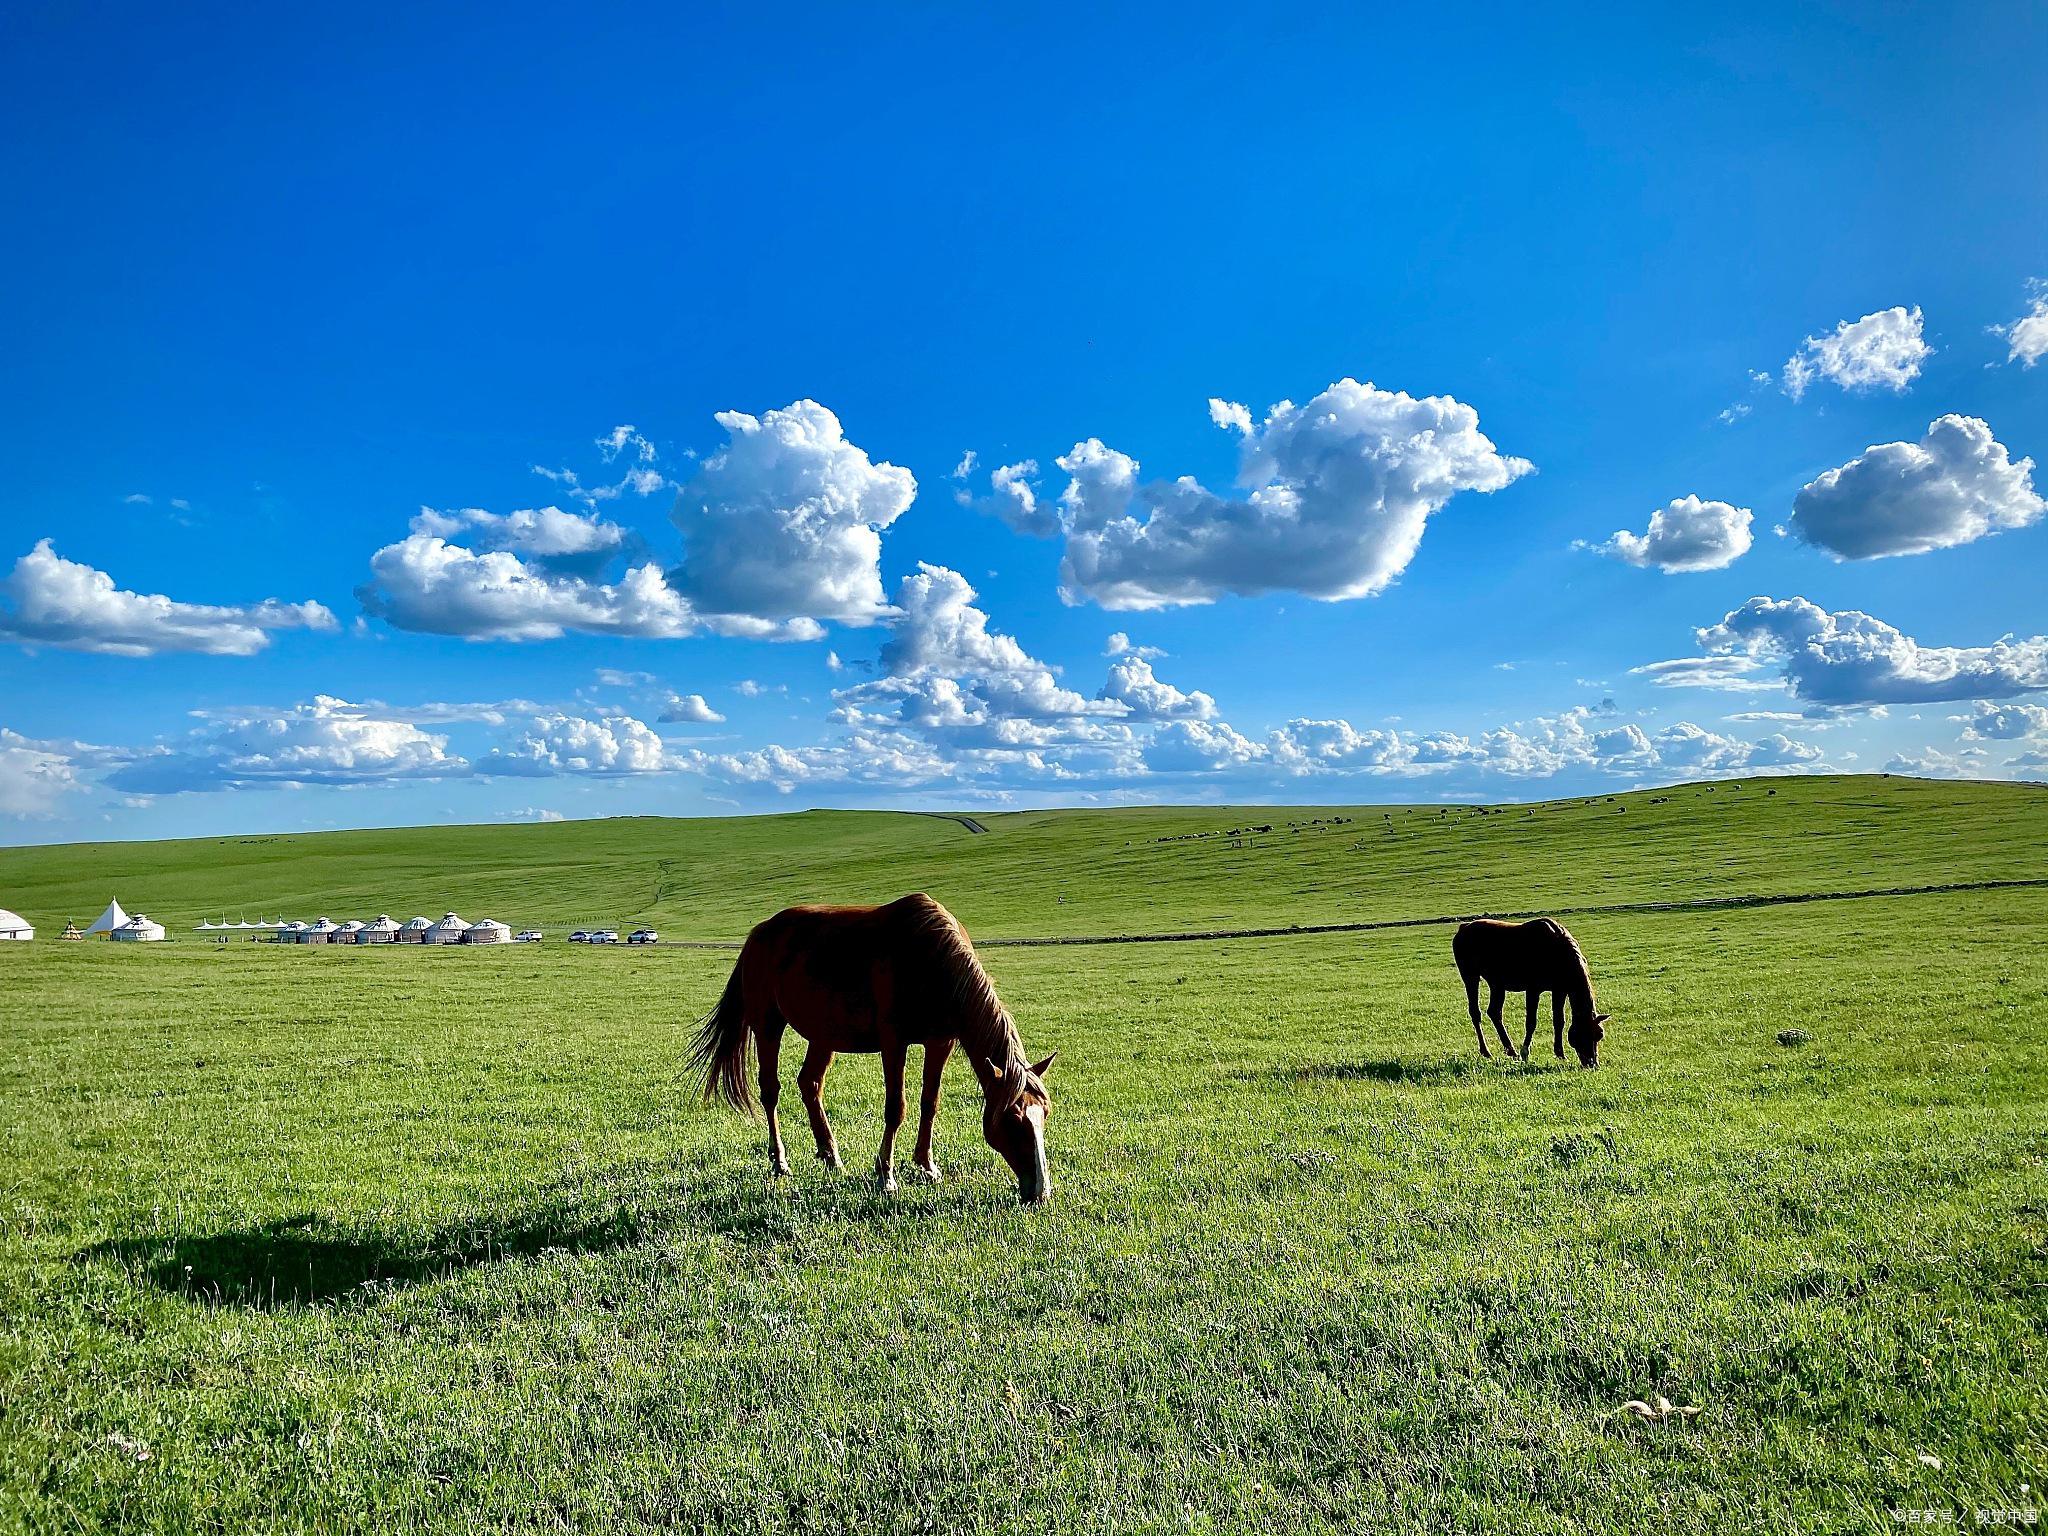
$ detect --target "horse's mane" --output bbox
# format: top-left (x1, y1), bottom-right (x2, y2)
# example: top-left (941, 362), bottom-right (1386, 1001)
top-left (898, 895), bottom-right (1029, 1093)
top-left (1542, 919), bottom-right (1599, 1018)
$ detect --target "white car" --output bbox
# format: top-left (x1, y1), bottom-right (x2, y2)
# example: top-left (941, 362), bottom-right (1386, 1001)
top-left (590, 929), bottom-right (620, 945)
top-left (514, 930), bottom-right (544, 943)
top-left (628, 928), bottom-right (659, 945)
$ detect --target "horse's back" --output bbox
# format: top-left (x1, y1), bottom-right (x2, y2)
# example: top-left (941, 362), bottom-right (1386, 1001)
top-left (740, 895), bottom-right (973, 1044)
top-left (1453, 916), bottom-right (1578, 985)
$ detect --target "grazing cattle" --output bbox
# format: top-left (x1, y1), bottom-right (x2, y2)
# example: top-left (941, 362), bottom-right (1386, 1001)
top-left (690, 894), bottom-right (1058, 1204)
top-left (1452, 917), bottom-right (1610, 1066)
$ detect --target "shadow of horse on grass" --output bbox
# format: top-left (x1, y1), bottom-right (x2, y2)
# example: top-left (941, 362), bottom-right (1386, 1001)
top-left (78, 1161), bottom-right (988, 1310)
top-left (1260, 1056), bottom-right (1486, 1086)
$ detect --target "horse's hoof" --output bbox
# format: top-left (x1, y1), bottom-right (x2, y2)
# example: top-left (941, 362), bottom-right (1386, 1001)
top-left (771, 1162), bottom-right (791, 1178)
top-left (914, 1162), bottom-right (942, 1184)
top-left (878, 1176), bottom-right (899, 1195)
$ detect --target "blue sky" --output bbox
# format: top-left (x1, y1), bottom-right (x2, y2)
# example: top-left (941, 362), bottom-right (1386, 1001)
top-left (3, 2), bottom-right (2046, 843)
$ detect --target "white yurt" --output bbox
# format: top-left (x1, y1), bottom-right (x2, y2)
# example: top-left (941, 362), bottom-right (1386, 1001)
top-left (83, 899), bottom-right (131, 938)
top-left (398, 916), bottom-right (434, 944)
top-left (357, 915), bottom-right (401, 944)
top-left (463, 918), bottom-right (512, 945)
top-left (109, 914), bottom-right (167, 943)
top-left (423, 912), bottom-right (471, 945)
top-left (0, 909), bottom-right (32, 942)
top-left (334, 920), bottom-right (366, 941)
top-left (304, 918), bottom-right (342, 945)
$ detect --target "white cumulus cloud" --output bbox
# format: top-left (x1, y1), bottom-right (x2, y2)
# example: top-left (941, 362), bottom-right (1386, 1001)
top-left (1957, 701), bottom-right (2048, 740)
top-left (357, 535), bottom-right (706, 642)
top-left (1588, 495), bottom-right (1754, 572)
top-left (1052, 379), bottom-right (1530, 610)
top-left (1097, 654), bottom-right (1216, 720)
top-left (1781, 305), bottom-right (1931, 399)
top-left (1995, 282), bottom-right (2048, 368)
top-left (481, 713), bottom-right (674, 776)
top-left (1788, 415), bottom-right (2043, 561)
top-left (670, 400), bottom-right (914, 629)
top-left (409, 505), bottom-right (631, 579)
top-left (657, 692), bottom-right (725, 724)
top-left (1695, 596), bottom-right (2048, 705)
top-left (0, 540), bottom-right (336, 657)
top-left (106, 696), bottom-right (465, 794)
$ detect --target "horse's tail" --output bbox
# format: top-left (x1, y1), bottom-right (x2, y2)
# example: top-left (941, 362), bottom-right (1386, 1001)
top-left (688, 957), bottom-right (755, 1115)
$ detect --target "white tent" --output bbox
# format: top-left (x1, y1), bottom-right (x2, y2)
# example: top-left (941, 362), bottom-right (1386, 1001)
top-left (109, 914), bottom-right (166, 942)
top-left (424, 912), bottom-right (471, 945)
top-left (83, 899), bottom-right (130, 936)
top-left (357, 915), bottom-right (401, 944)
top-left (463, 918), bottom-right (512, 944)
top-left (397, 916), bottom-right (434, 944)
top-left (0, 908), bottom-right (32, 942)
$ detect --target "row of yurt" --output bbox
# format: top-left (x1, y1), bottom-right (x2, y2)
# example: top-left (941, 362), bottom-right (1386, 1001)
top-left (270, 913), bottom-right (514, 945)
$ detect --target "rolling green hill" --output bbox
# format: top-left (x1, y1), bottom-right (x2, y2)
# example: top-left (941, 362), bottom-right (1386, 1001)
top-left (2, 774), bottom-right (2044, 941)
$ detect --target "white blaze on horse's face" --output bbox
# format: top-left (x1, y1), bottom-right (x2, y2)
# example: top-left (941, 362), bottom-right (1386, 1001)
top-left (982, 1052), bottom-right (1056, 1205)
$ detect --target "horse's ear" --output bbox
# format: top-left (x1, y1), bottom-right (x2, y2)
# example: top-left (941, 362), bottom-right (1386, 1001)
top-left (1029, 1051), bottom-right (1057, 1079)
top-left (1593, 1012), bottom-right (1611, 1026)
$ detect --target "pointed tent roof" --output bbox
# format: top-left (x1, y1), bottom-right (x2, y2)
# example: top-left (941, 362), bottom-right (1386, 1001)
top-left (84, 898), bottom-right (130, 935)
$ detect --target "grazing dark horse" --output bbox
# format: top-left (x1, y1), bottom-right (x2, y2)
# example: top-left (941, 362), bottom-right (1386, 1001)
top-left (1452, 917), bottom-right (1610, 1066)
top-left (689, 893), bottom-right (1058, 1203)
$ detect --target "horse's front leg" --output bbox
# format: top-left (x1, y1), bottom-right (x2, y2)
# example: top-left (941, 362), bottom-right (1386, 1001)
top-left (1552, 992), bottom-right (1567, 1060)
top-left (797, 1040), bottom-right (841, 1170)
top-left (911, 1038), bottom-right (953, 1182)
top-left (1520, 991), bottom-right (1540, 1061)
top-left (1464, 970), bottom-right (1491, 1058)
top-left (874, 1040), bottom-right (909, 1194)
top-left (1486, 984), bottom-right (1518, 1060)
top-left (756, 1021), bottom-right (789, 1177)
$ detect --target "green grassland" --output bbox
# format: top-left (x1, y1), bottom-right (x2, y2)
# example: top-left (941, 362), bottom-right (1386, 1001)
top-left (2, 773), bottom-right (2043, 941)
top-left (2, 775), bottom-right (2046, 1532)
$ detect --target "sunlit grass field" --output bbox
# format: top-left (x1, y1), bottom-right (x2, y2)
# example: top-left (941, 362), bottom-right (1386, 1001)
top-left (2, 776), bottom-right (2045, 1531)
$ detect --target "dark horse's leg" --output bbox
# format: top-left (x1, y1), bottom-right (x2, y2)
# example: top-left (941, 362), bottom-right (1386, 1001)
top-left (1521, 991), bottom-right (1540, 1061)
top-left (1486, 984), bottom-right (1518, 1060)
top-left (874, 1040), bottom-right (910, 1193)
top-left (1464, 968), bottom-right (1491, 1058)
top-left (1552, 992), bottom-right (1567, 1060)
top-left (756, 1018), bottom-right (789, 1176)
top-left (911, 1038), bottom-right (953, 1182)
top-left (797, 1040), bottom-right (841, 1170)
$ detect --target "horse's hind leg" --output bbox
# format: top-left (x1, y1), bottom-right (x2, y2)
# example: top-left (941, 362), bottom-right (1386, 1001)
top-left (755, 1018), bottom-right (790, 1176)
top-left (911, 1038), bottom-right (953, 1182)
top-left (797, 1040), bottom-right (842, 1170)
top-left (1486, 984), bottom-right (1517, 1060)
top-left (1552, 992), bottom-right (1567, 1060)
top-left (874, 1040), bottom-right (909, 1194)
top-left (1521, 991), bottom-right (1540, 1061)
top-left (1463, 968), bottom-right (1491, 1058)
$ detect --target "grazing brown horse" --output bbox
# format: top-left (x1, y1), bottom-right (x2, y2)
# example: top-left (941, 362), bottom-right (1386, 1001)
top-left (1452, 917), bottom-right (1610, 1066)
top-left (689, 893), bottom-right (1058, 1203)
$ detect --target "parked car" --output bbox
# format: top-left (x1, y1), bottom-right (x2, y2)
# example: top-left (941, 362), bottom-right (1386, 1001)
top-left (514, 930), bottom-right (544, 943)
top-left (628, 928), bottom-right (659, 945)
top-left (590, 929), bottom-right (620, 945)
top-left (567, 930), bottom-right (590, 944)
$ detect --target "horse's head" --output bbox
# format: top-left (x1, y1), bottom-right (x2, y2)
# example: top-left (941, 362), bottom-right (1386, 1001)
top-left (1568, 1012), bottom-right (1610, 1068)
top-left (981, 1052), bottom-right (1056, 1205)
